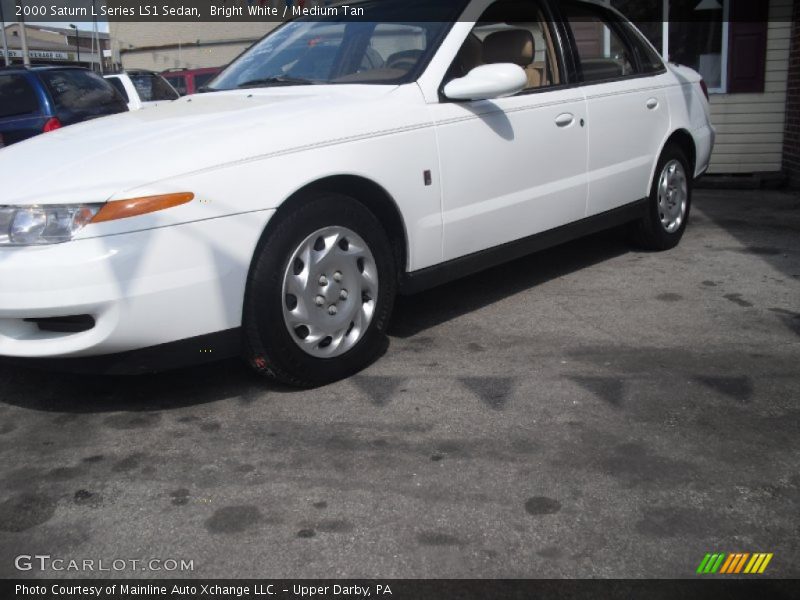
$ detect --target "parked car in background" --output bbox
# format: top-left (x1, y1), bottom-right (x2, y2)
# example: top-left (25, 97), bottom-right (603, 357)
top-left (161, 67), bottom-right (224, 96)
top-left (0, 0), bottom-right (714, 386)
top-left (104, 70), bottom-right (180, 111)
top-left (0, 66), bottom-right (127, 147)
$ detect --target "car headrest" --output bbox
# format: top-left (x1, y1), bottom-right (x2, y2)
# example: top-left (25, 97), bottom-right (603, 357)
top-left (458, 34), bottom-right (484, 72)
top-left (483, 30), bottom-right (535, 67)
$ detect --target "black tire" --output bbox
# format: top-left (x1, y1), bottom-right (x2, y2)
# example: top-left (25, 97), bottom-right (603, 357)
top-left (631, 144), bottom-right (693, 251)
top-left (243, 193), bottom-right (396, 387)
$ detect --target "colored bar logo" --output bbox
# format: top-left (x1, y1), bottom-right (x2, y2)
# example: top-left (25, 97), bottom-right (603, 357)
top-left (697, 553), bottom-right (773, 574)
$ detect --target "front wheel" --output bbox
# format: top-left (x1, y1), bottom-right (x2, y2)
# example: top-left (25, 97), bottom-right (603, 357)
top-left (243, 194), bottom-right (396, 387)
top-left (631, 145), bottom-right (693, 251)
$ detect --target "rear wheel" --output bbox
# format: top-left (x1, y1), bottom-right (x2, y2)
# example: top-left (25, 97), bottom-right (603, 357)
top-left (631, 144), bottom-right (692, 251)
top-left (243, 194), bottom-right (396, 387)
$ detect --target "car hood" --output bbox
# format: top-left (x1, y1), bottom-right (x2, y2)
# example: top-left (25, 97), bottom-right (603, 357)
top-left (1, 85), bottom-right (420, 206)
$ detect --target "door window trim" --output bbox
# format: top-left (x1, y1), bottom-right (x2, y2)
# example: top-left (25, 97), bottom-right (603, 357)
top-left (437, 0), bottom-right (574, 102)
top-left (555, 0), bottom-right (669, 88)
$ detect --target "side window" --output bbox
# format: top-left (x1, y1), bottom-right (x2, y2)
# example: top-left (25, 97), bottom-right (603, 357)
top-left (0, 75), bottom-right (40, 118)
top-left (130, 73), bottom-right (178, 102)
top-left (624, 23), bottom-right (665, 74)
top-left (106, 77), bottom-right (129, 102)
top-left (165, 75), bottom-right (187, 96)
top-left (563, 4), bottom-right (636, 83)
top-left (129, 73), bottom-right (178, 102)
top-left (445, 0), bottom-right (562, 92)
top-left (150, 74), bottom-right (180, 100)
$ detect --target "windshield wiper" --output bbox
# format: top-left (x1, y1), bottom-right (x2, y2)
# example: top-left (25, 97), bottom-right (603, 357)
top-left (236, 76), bottom-right (319, 89)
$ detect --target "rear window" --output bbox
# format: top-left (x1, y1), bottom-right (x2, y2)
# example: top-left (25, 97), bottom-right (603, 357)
top-left (106, 76), bottom-right (130, 102)
top-left (39, 69), bottom-right (127, 114)
top-left (0, 74), bottom-right (40, 118)
top-left (129, 73), bottom-right (180, 101)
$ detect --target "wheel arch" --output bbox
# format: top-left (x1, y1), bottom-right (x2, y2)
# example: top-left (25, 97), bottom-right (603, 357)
top-left (649, 129), bottom-right (697, 192)
top-left (253, 174), bottom-right (409, 280)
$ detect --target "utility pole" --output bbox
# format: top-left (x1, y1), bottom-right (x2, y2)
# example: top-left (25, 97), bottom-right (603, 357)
top-left (90, 18), bottom-right (95, 71)
top-left (93, 0), bottom-right (103, 73)
top-left (0, 1), bottom-right (11, 66)
top-left (69, 23), bottom-right (80, 64)
top-left (16, 1), bottom-right (30, 66)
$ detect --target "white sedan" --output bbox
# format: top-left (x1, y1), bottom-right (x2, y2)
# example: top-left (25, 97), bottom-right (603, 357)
top-left (0, 0), bottom-right (714, 386)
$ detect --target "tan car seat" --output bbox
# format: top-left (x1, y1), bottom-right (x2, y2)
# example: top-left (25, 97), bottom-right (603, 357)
top-left (483, 29), bottom-right (542, 89)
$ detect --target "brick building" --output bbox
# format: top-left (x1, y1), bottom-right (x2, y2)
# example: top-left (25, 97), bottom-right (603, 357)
top-left (2, 23), bottom-right (110, 71)
top-left (108, 21), bottom-right (275, 72)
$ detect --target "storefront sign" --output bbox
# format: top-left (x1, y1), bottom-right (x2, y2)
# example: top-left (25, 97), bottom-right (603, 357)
top-left (1, 49), bottom-right (71, 61)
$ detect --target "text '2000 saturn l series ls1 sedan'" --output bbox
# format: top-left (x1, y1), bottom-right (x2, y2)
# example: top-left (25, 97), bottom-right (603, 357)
top-left (0, 0), bottom-right (714, 386)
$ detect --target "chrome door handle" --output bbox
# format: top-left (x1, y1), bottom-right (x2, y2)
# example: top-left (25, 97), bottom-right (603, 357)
top-left (646, 98), bottom-right (659, 110)
top-left (555, 113), bottom-right (575, 127)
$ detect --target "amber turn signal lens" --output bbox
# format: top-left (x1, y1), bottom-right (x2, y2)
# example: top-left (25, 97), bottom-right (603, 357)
top-left (91, 192), bottom-right (195, 223)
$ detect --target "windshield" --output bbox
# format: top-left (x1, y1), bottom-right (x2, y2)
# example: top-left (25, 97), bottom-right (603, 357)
top-left (210, 1), bottom-right (466, 89)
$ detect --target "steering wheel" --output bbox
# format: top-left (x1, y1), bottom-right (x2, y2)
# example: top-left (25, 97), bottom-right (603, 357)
top-left (386, 50), bottom-right (424, 72)
top-left (387, 58), bottom-right (417, 71)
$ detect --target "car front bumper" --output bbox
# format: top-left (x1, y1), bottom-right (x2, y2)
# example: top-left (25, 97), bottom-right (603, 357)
top-left (0, 210), bottom-right (273, 361)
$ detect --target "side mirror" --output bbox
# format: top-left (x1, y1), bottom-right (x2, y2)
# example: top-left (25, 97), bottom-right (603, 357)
top-left (443, 63), bottom-right (528, 101)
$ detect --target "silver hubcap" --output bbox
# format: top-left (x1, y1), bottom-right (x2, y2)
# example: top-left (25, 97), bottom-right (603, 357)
top-left (657, 160), bottom-right (688, 234)
top-left (282, 226), bottom-right (378, 358)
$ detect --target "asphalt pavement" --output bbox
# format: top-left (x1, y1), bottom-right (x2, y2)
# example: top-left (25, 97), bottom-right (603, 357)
top-left (0, 188), bottom-right (798, 579)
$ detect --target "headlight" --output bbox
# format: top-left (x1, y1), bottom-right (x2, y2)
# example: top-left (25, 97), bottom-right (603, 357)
top-left (0, 205), bottom-right (101, 246)
top-left (0, 192), bottom-right (195, 247)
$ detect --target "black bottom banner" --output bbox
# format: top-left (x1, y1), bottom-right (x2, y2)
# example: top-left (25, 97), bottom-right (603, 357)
top-left (3, 579), bottom-right (800, 600)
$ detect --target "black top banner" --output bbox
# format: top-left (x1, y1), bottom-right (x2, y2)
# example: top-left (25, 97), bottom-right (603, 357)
top-left (1, 0), bottom-right (791, 23)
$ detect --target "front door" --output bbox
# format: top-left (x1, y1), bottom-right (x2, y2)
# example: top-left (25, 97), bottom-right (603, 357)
top-left (431, 1), bottom-right (589, 262)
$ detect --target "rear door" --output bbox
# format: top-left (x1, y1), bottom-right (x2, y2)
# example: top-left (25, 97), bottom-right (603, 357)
top-left (37, 69), bottom-right (128, 126)
top-left (0, 73), bottom-right (46, 145)
top-left (559, 1), bottom-right (671, 216)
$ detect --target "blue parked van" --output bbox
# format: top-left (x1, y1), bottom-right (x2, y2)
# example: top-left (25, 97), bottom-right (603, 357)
top-left (0, 66), bottom-right (128, 148)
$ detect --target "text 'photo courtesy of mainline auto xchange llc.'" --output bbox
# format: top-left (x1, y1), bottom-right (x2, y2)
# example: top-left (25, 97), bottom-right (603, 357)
top-left (14, 583), bottom-right (389, 597)
top-left (1, 0), bottom-right (799, 598)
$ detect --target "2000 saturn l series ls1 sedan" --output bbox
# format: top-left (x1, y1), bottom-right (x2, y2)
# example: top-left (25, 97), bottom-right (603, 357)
top-left (0, 0), bottom-right (714, 387)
